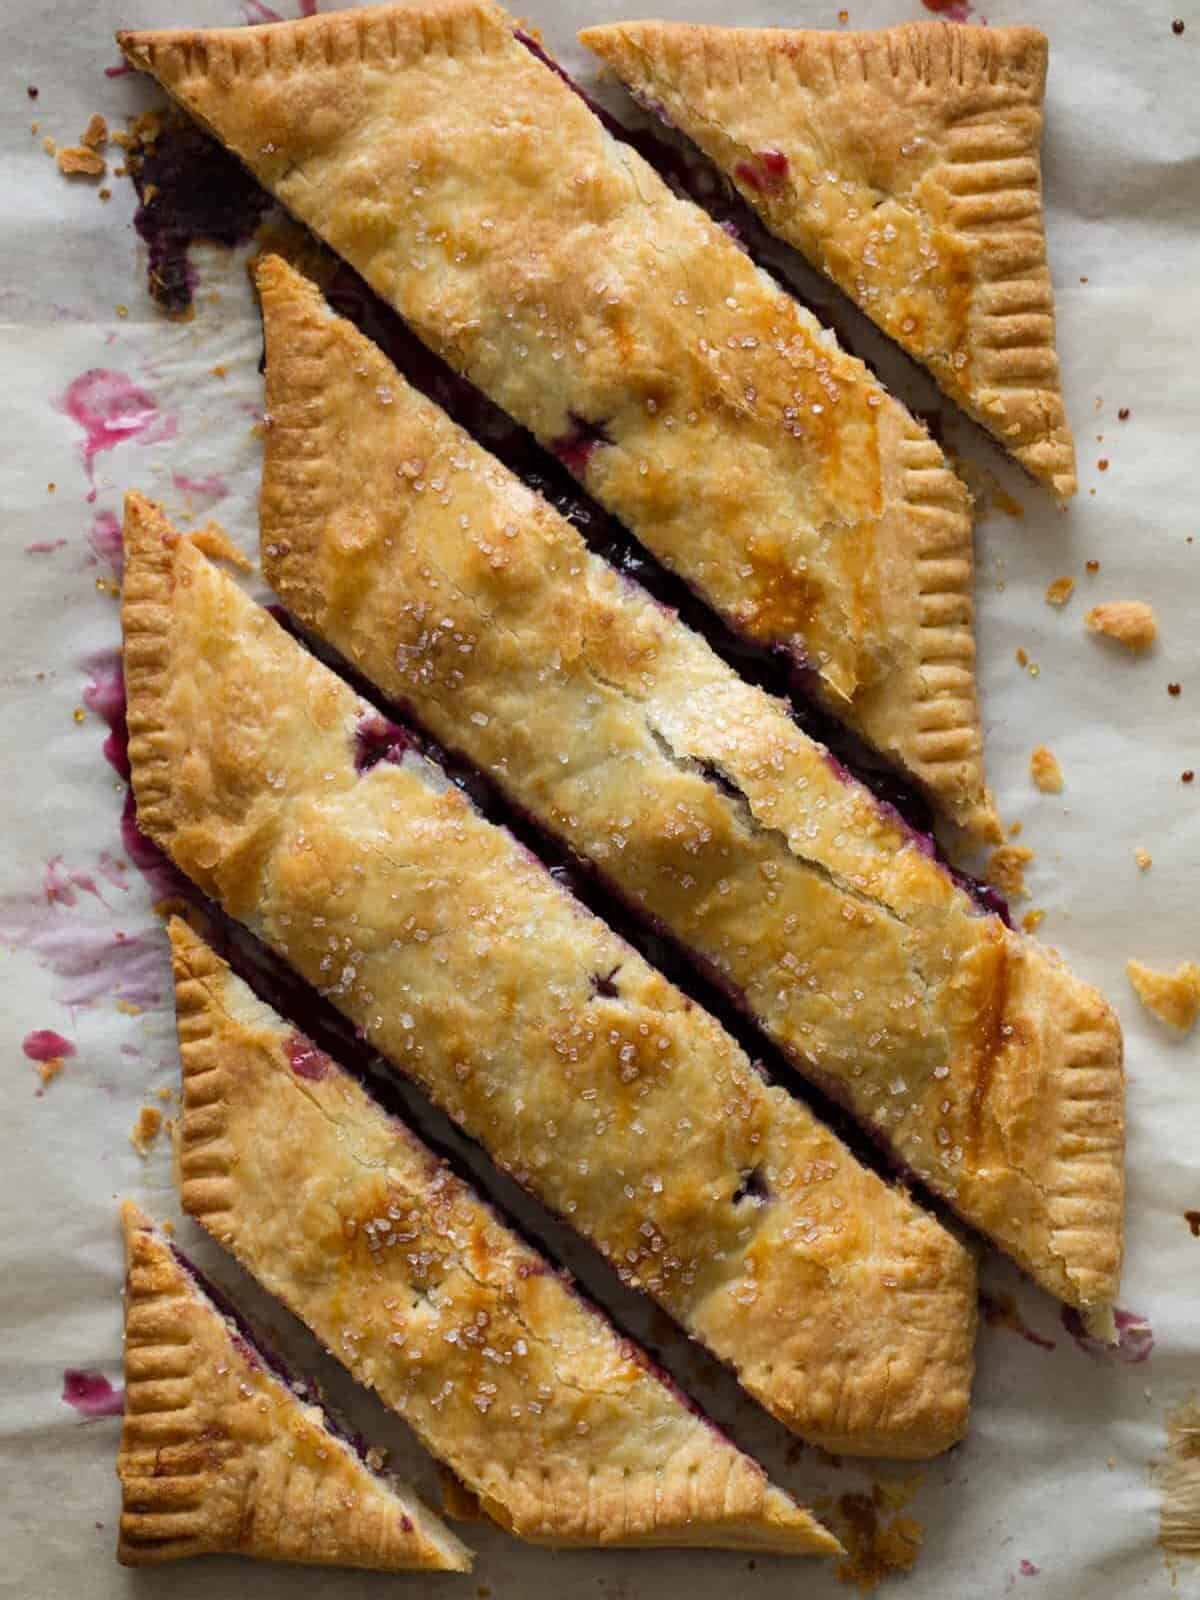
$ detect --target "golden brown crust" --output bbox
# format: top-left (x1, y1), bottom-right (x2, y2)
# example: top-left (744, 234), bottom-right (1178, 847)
top-left (252, 258), bottom-right (1123, 1317)
top-left (168, 920), bottom-right (837, 1554)
top-left (117, 0), bottom-right (995, 841)
top-left (116, 1203), bottom-right (469, 1571)
top-left (580, 19), bottom-right (1076, 499)
top-left (122, 490), bottom-right (976, 1458)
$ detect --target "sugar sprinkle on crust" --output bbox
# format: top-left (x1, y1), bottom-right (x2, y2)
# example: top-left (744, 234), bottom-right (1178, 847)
top-left (117, 0), bottom-right (996, 842)
top-left (169, 920), bottom-right (839, 1555)
top-left (580, 19), bottom-right (1076, 499)
top-left (116, 1203), bottom-right (470, 1571)
top-left (252, 256), bottom-right (1124, 1320)
top-left (122, 489), bottom-right (977, 1459)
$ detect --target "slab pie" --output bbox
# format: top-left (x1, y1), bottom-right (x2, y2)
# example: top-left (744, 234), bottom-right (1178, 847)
top-left (253, 254), bottom-right (1124, 1325)
top-left (122, 490), bottom-right (977, 1458)
top-left (581, 19), bottom-right (1076, 499)
top-left (117, 0), bottom-right (997, 842)
top-left (117, 1203), bottom-right (469, 1570)
top-left (168, 919), bottom-right (839, 1554)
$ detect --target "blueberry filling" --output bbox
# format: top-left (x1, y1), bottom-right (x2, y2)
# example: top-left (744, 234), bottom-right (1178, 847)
top-left (732, 1167), bottom-right (771, 1207)
top-left (550, 412), bottom-right (613, 476)
top-left (733, 149), bottom-right (790, 194)
top-left (353, 714), bottom-right (410, 774)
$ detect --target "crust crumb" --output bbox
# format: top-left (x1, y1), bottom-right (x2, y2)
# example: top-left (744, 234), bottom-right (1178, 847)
top-left (1086, 600), bottom-right (1157, 652)
top-left (37, 1058), bottom-right (66, 1088)
top-left (1021, 909), bottom-right (1045, 934)
top-left (1045, 576), bottom-right (1075, 607)
top-left (1127, 960), bottom-right (1200, 1032)
top-left (81, 114), bottom-right (109, 151)
top-left (986, 844), bottom-right (1034, 900)
top-left (130, 1104), bottom-right (163, 1156)
top-left (833, 1485), bottom-right (923, 1590)
top-left (188, 522), bottom-right (252, 571)
top-left (1136, 848), bottom-right (1153, 871)
top-left (1030, 746), bottom-right (1064, 794)
top-left (1155, 1395), bottom-right (1200, 1558)
top-left (57, 145), bottom-right (106, 178)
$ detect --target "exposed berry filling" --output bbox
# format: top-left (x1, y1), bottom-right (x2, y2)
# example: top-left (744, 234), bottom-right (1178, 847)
top-left (734, 148), bottom-right (790, 194)
top-left (353, 714), bottom-right (410, 774)
top-left (550, 412), bottom-right (613, 476)
top-left (285, 1031), bottom-right (334, 1082)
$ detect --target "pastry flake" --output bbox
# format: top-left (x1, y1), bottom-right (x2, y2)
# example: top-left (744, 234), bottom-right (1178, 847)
top-left (169, 920), bottom-right (839, 1555)
top-left (122, 490), bottom-right (977, 1459)
top-left (1127, 959), bottom-right (1200, 1032)
top-left (251, 257), bottom-right (1125, 1321)
top-left (1085, 600), bottom-right (1157, 652)
top-left (117, 1), bottom-right (997, 843)
top-left (581, 19), bottom-right (1077, 500)
top-left (1030, 746), bottom-right (1064, 794)
top-left (117, 1203), bottom-right (469, 1571)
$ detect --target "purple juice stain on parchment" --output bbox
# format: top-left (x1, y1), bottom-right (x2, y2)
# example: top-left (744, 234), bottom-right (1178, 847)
top-left (170, 470), bottom-right (228, 505)
top-left (57, 370), bottom-right (176, 504)
top-left (61, 1370), bottom-right (124, 1419)
top-left (26, 539), bottom-right (67, 556)
top-left (87, 511), bottom-right (124, 579)
top-left (1018, 1560), bottom-right (1041, 1577)
top-left (1060, 1306), bottom-right (1154, 1364)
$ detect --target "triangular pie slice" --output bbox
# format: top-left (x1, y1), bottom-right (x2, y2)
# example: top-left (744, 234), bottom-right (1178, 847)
top-left (122, 490), bottom-right (978, 1459)
top-left (117, 1202), bottom-right (469, 1571)
top-left (254, 254), bottom-right (1124, 1325)
top-left (168, 919), bottom-right (839, 1555)
top-left (581, 19), bottom-right (1076, 500)
top-left (118, 1), bottom-right (998, 843)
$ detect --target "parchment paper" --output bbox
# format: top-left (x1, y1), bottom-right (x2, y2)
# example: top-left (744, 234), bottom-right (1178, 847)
top-left (2, 1), bottom-right (1197, 1595)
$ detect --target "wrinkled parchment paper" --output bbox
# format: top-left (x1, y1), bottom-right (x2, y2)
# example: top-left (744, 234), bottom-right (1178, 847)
top-left (2, 0), bottom-right (1198, 1594)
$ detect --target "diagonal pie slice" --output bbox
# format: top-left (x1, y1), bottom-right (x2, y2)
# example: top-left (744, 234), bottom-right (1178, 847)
top-left (580, 20), bottom-right (1077, 500)
top-left (118, 0), bottom-right (998, 842)
top-left (254, 254), bottom-right (1124, 1324)
top-left (122, 490), bottom-right (977, 1459)
top-left (168, 918), bottom-right (839, 1555)
top-left (117, 1202), bottom-right (470, 1571)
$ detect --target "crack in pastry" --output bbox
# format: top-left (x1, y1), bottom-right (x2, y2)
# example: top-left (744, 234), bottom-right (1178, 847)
top-left (117, 1202), bottom-right (470, 1571)
top-left (116, 0), bottom-right (997, 843)
top-left (122, 491), bottom-right (976, 1459)
top-left (251, 255), bottom-right (1124, 1323)
top-left (168, 919), bottom-right (840, 1554)
top-left (580, 20), bottom-right (1076, 500)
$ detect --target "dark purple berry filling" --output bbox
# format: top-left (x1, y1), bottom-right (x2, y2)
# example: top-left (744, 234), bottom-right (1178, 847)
top-left (353, 714), bottom-right (410, 775)
top-left (734, 148), bottom-right (790, 194)
top-left (549, 412), bottom-right (613, 475)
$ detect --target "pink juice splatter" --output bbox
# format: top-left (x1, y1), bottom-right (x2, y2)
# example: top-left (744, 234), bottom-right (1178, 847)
top-left (1019, 1560), bottom-right (1041, 1577)
top-left (104, 62), bottom-right (131, 79)
top-left (87, 511), bottom-right (124, 578)
top-left (921, 0), bottom-right (976, 19)
top-left (44, 857), bottom-right (103, 908)
top-left (22, 1029), bottom-right (76, 1063)
top-left (170, 470), bottom-right (228, 504)
top-left (82, 649), bottom-right (129, 781)
top-left (62, 1370), bottom-right (124, 1419)
top-left (1060, 1305), bottom-right (1154, 1364)
top-left (26, 539), bottom-right (67, 555)
top-left (57, 370), bottom-right (177, 504)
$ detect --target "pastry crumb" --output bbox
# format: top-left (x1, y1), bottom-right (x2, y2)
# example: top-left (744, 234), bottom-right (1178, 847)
top-left (57, 145), bottom-right (106, 178)
top-left (1045, 576), bottom-right (1075, 607)
top-left (1030, 746), bottom-right (1064, 794)
top-left (1008, 820), bottom-right (1023, 838)
top-left (189, 522), bottom-right (251, 570)
top-left (1135, 848), bottom-right (1152, 871)
top-left (42, 136), bottom-right (56, 156)
top-left (1021, 909), bottom-right (1045, 934)
top-left (1015, 646), bottom-right (1028, 667)
top-left (986, 844), bottom-right (1033, 900)
top-left (1127, 959), bottom-right (1200, 1032)
top-left (130, 1105), bottom-right (163, 1155)
top-left (81, 113), bottom-right (108, 151)
top-left (37, 1058), bottom-right (66, 1088)
top-left (1086, 600), bottom-right (1157, 652)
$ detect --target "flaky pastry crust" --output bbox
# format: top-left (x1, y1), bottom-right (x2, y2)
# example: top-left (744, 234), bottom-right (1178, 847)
top-left (117, 1203), bottom-right (468, 1570)
top-left (169, 920), bottom-right (837, 1554)
top-left (118, 0), bottom-right (995, 841)
top-left (253, 256), bottom-right (1124, 1320)
top-left (581, 20), bottom-right (1076, 499)
top-left (122, 490), bottom-right (975, 1458)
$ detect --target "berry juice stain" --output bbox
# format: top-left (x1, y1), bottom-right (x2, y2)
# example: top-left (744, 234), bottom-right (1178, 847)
top-left (57, 370), bottom-right (176, 503)
top-left (61, 1370), bottom-right (124, 1418)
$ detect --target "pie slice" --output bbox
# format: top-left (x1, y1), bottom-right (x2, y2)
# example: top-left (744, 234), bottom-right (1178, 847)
top-left (117, 1202), bottom-right (469, 1571)
top-left (117, 1), bottom-right (998, 843)
top-left (254, 254), bottom-right (1124, 1325)
top-left (580, 19), bottom-right (1077, 500)
top-left (168, 919), bottom-right (839, 1555)
top-left (122, 490), bottom-right (977, 1459)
